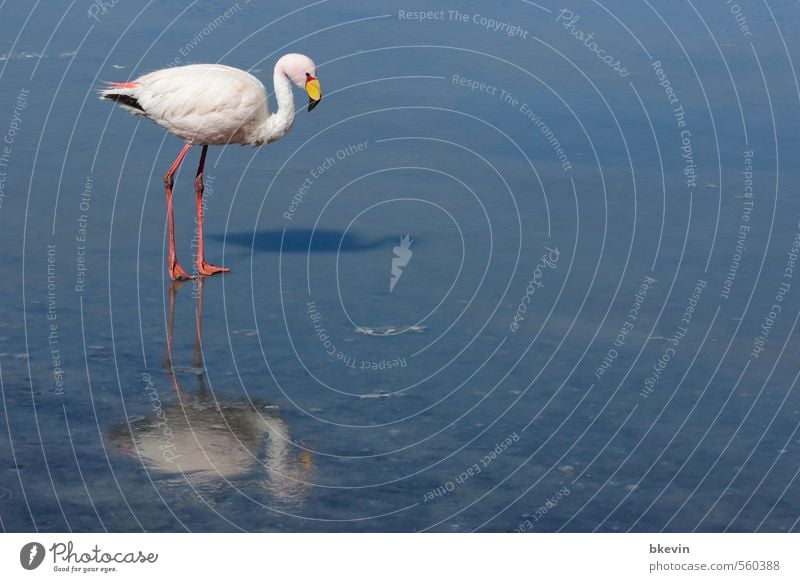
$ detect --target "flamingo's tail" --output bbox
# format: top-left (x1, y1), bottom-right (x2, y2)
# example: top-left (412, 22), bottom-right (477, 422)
top-left (98, 81), bottom-right (145, 115)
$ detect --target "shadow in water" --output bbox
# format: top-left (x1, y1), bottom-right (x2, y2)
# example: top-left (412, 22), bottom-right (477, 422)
top-left (108, 278), bottom-right (313, 507)
top-left (212, 228), bottom-right (398, 253)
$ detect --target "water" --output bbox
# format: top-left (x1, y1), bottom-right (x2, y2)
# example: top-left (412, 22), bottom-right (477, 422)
top-left (1, 0), bottom-right (799, 532)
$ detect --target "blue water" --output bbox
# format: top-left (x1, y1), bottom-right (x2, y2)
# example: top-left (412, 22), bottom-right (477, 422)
top-left (1, 0), bottom-right (799, 532)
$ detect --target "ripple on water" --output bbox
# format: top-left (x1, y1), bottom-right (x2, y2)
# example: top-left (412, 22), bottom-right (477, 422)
top-left (354, 325), bottom-right (425, 337)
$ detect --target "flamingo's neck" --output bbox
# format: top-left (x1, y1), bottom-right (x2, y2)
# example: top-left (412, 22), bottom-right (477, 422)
top-left (258, 68), bottom-right (295, 145)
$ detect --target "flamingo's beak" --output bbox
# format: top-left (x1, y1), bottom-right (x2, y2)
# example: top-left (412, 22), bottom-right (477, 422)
top-left (306, 74), bottom-right (321, 112)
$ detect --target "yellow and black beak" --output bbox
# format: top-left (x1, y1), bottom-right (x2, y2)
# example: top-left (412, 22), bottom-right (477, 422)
top-left (305, 73), bottom-right (322, 112)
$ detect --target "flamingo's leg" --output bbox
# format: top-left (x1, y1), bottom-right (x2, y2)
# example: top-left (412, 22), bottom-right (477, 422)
top-left (164, 143), bottom-right (193, 280)
top-left (193, 145), bottom-right (229, 276)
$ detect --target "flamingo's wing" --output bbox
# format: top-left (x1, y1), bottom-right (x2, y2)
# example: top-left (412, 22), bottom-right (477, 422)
top-left (102, 64), bottom-right (269, 145)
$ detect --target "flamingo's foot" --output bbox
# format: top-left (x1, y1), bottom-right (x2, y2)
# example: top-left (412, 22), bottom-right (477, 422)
top-left (197, 262), bottom-right (230, 276)
top-left (169, 261), bottom-right (194, 281)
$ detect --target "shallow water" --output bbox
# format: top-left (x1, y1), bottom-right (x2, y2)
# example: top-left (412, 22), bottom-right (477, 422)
top-left (1, 0), bottom-right (799, 531)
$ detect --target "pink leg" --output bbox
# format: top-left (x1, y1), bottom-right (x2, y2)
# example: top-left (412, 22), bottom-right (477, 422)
top-left (194, 145), bottom-right (229, 276)
top-left (164, 144), bottom-right (193, 280)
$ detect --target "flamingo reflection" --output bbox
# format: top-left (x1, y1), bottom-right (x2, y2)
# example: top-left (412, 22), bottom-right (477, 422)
top-left (111, 278), bottom-right (313, 507)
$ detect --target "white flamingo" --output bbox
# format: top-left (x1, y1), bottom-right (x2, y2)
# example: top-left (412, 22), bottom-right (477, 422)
top-left (100, 54), bottom-right (322, 280)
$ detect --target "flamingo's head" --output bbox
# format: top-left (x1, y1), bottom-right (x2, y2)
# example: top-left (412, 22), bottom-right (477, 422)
top-left (277, 53), bottom-right (322, 112)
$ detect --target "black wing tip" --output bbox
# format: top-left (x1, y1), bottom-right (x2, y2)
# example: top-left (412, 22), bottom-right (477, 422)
top-left (103, 93), bottom-right (145, 112)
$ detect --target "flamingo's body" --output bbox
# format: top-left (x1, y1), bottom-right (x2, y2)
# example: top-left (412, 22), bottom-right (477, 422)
top-left (100, 54), bottom-right (322, 279)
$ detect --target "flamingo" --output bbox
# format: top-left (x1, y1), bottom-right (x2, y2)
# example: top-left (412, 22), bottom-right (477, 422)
top-left (100, 53), bottom-right (322, 280)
